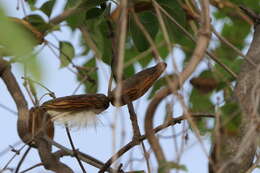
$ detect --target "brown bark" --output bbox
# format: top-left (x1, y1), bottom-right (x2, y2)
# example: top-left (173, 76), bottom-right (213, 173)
top-left (209, 8), bottom-right (260, 173)
top-left (0, 58), bottom-right (73, 172)
top-left (144, 0), bottom-right (211, 171)
top-left (0, 58), bottom-right (30, 144)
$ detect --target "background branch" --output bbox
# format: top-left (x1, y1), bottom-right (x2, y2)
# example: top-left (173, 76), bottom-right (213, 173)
top-left (144, 0), bottom-right (211, 170)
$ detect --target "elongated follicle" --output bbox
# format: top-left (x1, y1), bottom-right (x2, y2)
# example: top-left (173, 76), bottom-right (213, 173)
top-left (41, 94), bottom-right (110, 128)
top-left (110, 62), bottom-right (167, 106)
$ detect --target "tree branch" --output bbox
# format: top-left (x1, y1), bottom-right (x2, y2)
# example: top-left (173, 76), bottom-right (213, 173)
top-left (44, 136), bottom-right (117, 173)
top-left (100, 113), bottom-right (214, 172)
top-left (210, 6), bottom-right (260, 173)
top-left (0, 58), bottom-right (30, 144)
top-left (144, 0), bottom-right (211, 170)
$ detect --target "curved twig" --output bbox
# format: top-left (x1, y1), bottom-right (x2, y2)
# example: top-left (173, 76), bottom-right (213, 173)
top-left (0, 58), bottom-right (73, 173)
top-left (0, 58), bottom-right (30, 145)
top-left (65, 127), bottom-right (87, 173)
top-left (153, 0), bottom-right (237, 78)
top-left (14, 146), bottom-right (31, 173)
top-left (144, 0), bottom-right (211, 170)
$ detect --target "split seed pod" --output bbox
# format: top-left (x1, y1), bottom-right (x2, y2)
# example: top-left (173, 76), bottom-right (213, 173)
top-left (28, 107), bottom-right (54, 147)
top-left (41, 94), bottom-right (110, 128)
top-left (110, 62), bottom-right (167, 106)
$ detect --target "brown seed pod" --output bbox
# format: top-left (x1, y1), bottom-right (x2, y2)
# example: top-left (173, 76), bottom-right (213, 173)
top-left (41, 94), bottom-right (110, 128)
top-left (28, 107), bottom-right (54, 147)
top-left (190, 77), bottom-right (218, 94)
top-left (110, 62), bottom-right (167, 106)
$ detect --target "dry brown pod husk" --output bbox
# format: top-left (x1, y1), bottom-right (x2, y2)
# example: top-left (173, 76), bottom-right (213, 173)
top-left (40, 94), bottom-right (110, 128)
top-left (110, 62), bottom-right (167, 106)
top-left (190, 77), bottom-right (218, 94)
top-left (28, 107), bottom-right (54, 147)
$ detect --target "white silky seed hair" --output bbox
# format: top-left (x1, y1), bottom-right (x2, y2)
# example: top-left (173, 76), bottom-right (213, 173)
top-left (47, 110), bottom-right (98, 129)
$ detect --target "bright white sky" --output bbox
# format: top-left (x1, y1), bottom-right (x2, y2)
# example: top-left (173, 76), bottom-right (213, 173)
top-left (1, 0), bottom-right (252, 173)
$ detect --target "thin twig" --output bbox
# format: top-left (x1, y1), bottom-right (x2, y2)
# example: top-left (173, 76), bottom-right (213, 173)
top-left (43, 136), bottom-right (117, 172)
top-left (212, 27), bottom-right (256, 67)
top-left (79, 26), bottom-right (102, 60)
top-left (99, 113), bottom-right (215, 172)
top-left (124, 41), bottom-right (166, 68)
top-left (153, 0), bottom-right (237, 79)
top-left (0, 103), bottom-right (17, 115)
top-left (126, 101), bottom-right (151, 173)
top-left (144, 0), bottom-right (211, 169)
top-left (49, 2), bottom-right (84, 25)
top-left (1, 144), bottom-right (27, 172)
top-left (20, 163), bottom-right (43, 173)
top-left (131, 9), bottom-right (161, 62)
top-left (65, 127), bottom-right (87, 173)
top-left (14, 146), bottom-right (31, 173)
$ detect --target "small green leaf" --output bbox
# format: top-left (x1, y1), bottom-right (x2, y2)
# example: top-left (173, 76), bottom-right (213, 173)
top-left (59, 41), bottom-right (75, 68)
top-left (85, 7), bottom-right (105, 20)
top-left (26, 0), bottom-right (35, 5)
top-left (190, 89), bottom-right (214, 113)
top-left (81, 0), bottom-right (108, 7)
top-left (81, 58), bottom-right (98, 93)
top-left (83, 17), bottom-right (112, 64)
top-left (214, 58), bottom-right (243, 82)
top-left (148, 74), bottom-right (178, 99)
top-left (220, 102), bottom-right (241, 132)
top-left (159, 161), bottom-right (188, 172)
top-left (40, 0), bottom-right (56, 17)
top-left (25, 56), bottom-right (42, 80)
top-left (65, 0), bottom-right (79, 8)
top-left (130, 11), bottom-right (159, 52)
top-left (157, 0), bottom-right (187, 43)
top-left (124, 48), bottom-right (137, 78)
top-left (66, 12), bottom-right (85, 29)
top-left (24, 14), bottom-right (51, 33)
top-left (0, 8), bottom-right (35, 57)
top-left (189, 88), bottom-right (214, 134)
top-left (26, 0), bottom-right (36, 9)
top-left (65, 0), bottom-right (107, 29)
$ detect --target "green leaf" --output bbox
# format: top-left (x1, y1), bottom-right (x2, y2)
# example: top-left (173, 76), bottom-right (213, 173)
top-left (0, 8), bottom-right (35, 57)
top-left (25, 0), bottom-right (37, 10)
top-left (24, 55), bottom-right (42, 81)
top-left (59, 41), bottom-right (75, 68)
top-left (159, 161), bottom-right (188, 172)
top-left (66, 12), bottom-right (86, 29)
top-left (157, 0), bottom-right (187, 43)
top-left (65, 0), bottom-right (79, 8)
top-left (148, 77), bottom-right (165, 99)
top-left (155, 32), bottom-right (169, 59)
top-left (82, 58), bottom-right (98, 93)
top-left (40, 0), bottom-right (56, 17)
top-left (220, 102), bottom-right (241, 132)
top-left (130, 11), bottom-right (159, 52)
top-left (190, 89), bottom-right (214, 113)
top-left (214, 58), bottom-right (243, 82)
top-left (65, 0), bottom-right (108, 29)
top-left (85, 7), bottom-right (105, 20)
top-left (189, 88), bottom-right (214, 134)
top-left (124, 49), bottom-right (136, 78)
top-left (83, 13), bottom-right (112, 64)
top-left (24, 14), bottom-right (51, 33)
top-left (81, 0), bottom-right (108, 7)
